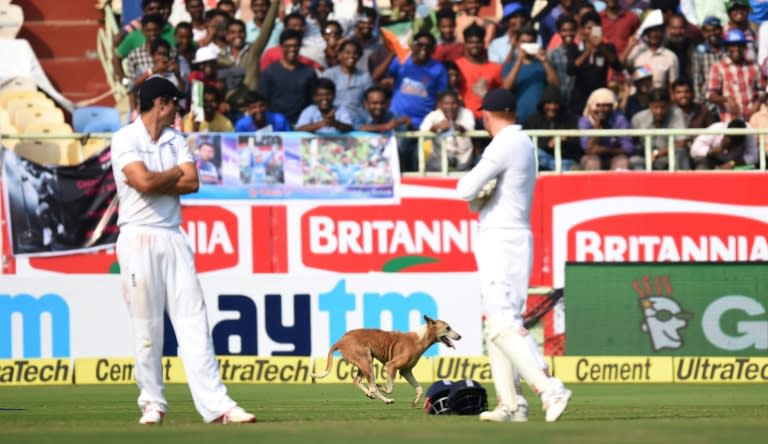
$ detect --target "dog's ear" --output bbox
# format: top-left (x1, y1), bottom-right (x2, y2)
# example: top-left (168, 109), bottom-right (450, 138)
top-left (424, 315), bottom-right (435, 325)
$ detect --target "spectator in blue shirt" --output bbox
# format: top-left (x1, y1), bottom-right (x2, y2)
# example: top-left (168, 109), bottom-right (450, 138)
top-left (375, 31), bottom-right (448, 129)
top-left (295, 78), bottom-right (355, 134)
top-left (235, 91), bottom-right (292, 132)
top-left (373, 31), bottom-right (447, 171)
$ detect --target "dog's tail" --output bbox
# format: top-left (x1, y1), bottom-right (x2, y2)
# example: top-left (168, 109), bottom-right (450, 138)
top-left (311, 344), bottom-right (339, 379)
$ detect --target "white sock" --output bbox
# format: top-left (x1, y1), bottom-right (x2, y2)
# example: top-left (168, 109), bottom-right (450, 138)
top-left (492, 327), bottom-right (555, 395)
top-left (486, 336), bottom-right (519, 410)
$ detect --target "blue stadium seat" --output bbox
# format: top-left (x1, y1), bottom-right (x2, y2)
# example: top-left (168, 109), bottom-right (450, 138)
top-left (72, 106), bottom-right (121, 133)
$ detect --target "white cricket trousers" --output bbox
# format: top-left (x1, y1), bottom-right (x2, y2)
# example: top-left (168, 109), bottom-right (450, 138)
top-left (116, 226), bottom-right (236, 422)
top-left (473, 228), bottom-right (533, 338)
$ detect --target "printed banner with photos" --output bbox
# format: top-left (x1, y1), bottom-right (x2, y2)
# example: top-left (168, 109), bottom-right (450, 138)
top-left (183, 131), bottom-right (401, 200)
top-left (2, 146), bottom-right (118, 257)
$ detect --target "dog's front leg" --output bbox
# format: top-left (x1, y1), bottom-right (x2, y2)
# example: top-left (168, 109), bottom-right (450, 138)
top-left (400, 369), bottom-right (423, 408)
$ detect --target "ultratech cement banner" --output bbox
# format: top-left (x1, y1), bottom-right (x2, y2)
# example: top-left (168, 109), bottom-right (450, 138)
top-left (2, 147), bottom-right (117, 257)
top-left (565, 263), bottom-right (768, 357)
top-left (5, 356), bottom-right (765, 385)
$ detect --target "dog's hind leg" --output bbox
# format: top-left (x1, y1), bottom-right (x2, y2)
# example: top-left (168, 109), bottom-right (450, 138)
top-left (400, 368), bottom-right (423, 408)
top-left (353, 370), bottom-right (375, 399)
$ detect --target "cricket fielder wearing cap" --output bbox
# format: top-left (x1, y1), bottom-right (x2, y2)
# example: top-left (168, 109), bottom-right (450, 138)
top-left (456, 88), bottom-right (572, 423)
top-left (111, 76), bottom-right (256, 425)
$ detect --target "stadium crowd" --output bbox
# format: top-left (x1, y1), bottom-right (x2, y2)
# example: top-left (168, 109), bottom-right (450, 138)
top-left (113, 0), bottom-right (768, 172)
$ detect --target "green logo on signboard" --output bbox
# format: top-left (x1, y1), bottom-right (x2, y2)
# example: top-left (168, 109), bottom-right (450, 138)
top-left (565, 263), bottom-right (768, 356)
top-left (634, 275), bottom-right (694, 352)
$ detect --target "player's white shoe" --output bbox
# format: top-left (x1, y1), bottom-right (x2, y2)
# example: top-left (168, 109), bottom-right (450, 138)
top-left (479, 404), bottom-right (528, 423)
top-left (138, 404), bottom-right (165, 425)
top-left (543, 388), bottom-right (572, 422)
top-left (215, 406), bottom-right (256, 424)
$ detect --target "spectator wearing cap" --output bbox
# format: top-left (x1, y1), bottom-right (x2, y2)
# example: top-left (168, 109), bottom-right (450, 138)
top-left (234, 91), bottom-right (292, 132)
top-left (539, 0), bottom-right (580, 48)
top-left (567, 11), bottom-right (622, 115)
top-left (188, 45), bottom-right (223, 92)
top-left (691, 16), bottom-right (725, 106)
top-left (295, 78), bottom-right (354, 134)
top-left (183, 87), bottom-right (234, 132)
top-left (600, 0), bottom-right (640, 56)
top-left (621, 65), bottom-right (654, 121)
top-left (488, 2), bottom-right (529, 64)
top-left (259, 30), bottom-right (318, 124)
top-left (723, 0), bottom-right (756, 63)
top-left (246, 0), bottom-right (282, 48)
top-left (503, 27), bottom-right (560, 125)
top-left (623, 9), bottom-right (679, 90)
top-left (548, 15), bottom-right (577, 107)
top-left (321, 40), bottom-right (373, 123)
top-left (708, 28), bottom-right (765, 122)
top-left (579, 88), bottom-right (634, 170)
top-left (433, 8), bottom-right (465, 63)
top-left (665, 13), bottom-right (695, 80)
top-left (631, 87), bottom-right (690, 170)
top-left (456, 23), bottom-right (503, 127)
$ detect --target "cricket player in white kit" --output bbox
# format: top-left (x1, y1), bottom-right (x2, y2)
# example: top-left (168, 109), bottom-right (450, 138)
top-left (111, 76), bottom-right (256, 425)
top-left (457, 88), bottom-right (572, 423)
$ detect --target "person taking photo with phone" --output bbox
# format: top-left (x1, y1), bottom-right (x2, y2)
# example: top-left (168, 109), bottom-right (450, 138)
top-left (502, 26), bottom-right (560, 124)
top-left (566, 11), bottom-right (622, 114)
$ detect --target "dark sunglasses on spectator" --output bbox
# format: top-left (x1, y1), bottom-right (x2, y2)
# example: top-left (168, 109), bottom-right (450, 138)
top-left (324, 28), bottom-right (341, 36)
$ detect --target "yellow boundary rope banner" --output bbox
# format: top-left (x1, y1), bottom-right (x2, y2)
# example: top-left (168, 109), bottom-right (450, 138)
top-left (3, 356), bottom-right (765, 386)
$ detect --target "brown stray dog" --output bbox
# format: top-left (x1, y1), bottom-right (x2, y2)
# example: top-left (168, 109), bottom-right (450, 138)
top-left (312, 315), bottom-right (461, 406)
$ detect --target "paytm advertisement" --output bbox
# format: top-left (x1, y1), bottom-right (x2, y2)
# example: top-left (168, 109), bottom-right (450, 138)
top-left (0, 275), bottom-right (482, 360)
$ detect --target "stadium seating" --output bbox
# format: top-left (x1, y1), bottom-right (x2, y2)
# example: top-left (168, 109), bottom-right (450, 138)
top-left (8, 96), bottom-right (55, 123)
top-left (73, 106), bottom-right (122, 132)
top-left (81, 136), bottom-right (107, 159)
top-left (0, 3), bottom-right (23, 39)
top-left (0, 89), bottom-right (44, 110)
top-left (0, 76), bottom-right (37, 95)
top-left (13, 139), bottom-right (81, 166)
top-left (15, 108), bottom-right (65, 132)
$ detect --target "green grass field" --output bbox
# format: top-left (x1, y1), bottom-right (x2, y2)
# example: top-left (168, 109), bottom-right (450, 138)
top-left (1, 384), bottom-right (767, 444)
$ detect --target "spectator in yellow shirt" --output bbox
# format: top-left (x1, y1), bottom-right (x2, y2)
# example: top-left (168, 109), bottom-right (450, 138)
top-left (182, 87), bottom-right (234, 132)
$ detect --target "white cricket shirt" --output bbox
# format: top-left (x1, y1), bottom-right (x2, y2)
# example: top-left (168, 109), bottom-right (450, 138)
top-left (111, 117), bottom-right (194, 228)
top-left (456, 124), bottom-right (536, 230)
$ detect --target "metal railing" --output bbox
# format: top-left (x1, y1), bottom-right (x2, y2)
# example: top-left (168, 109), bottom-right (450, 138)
top-left (95, 1), bottom-right (127, 105)
top-left (399, 127), bottom-right (768, 175)
top-left (7, 127), bottom-right (768, 174)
